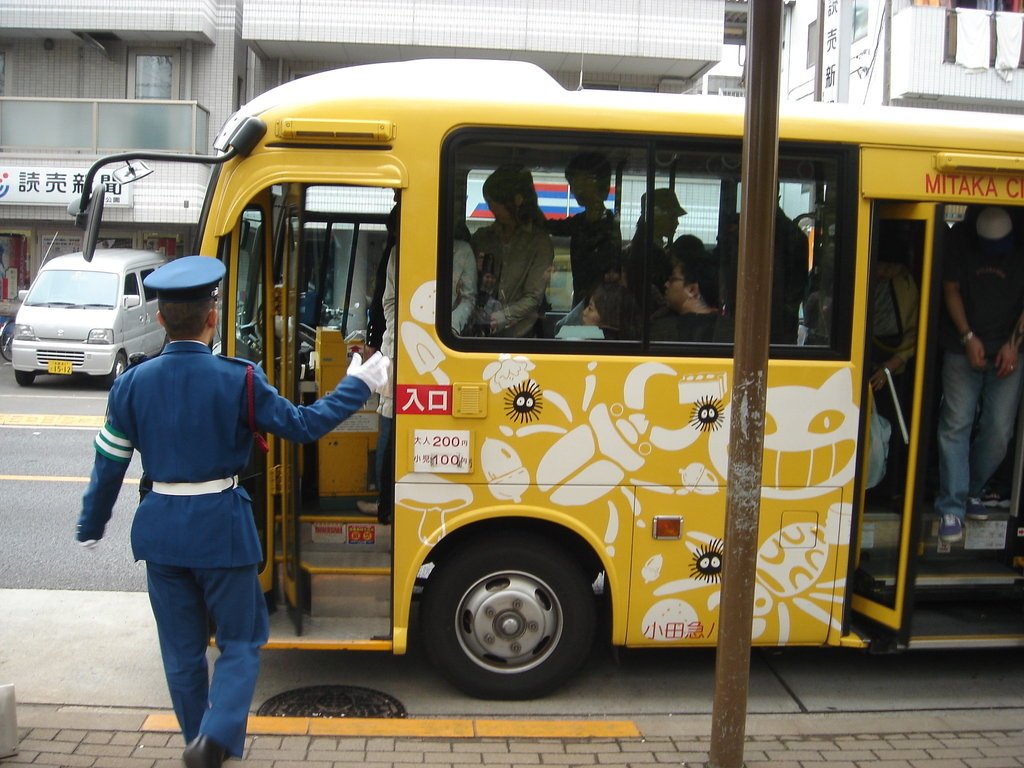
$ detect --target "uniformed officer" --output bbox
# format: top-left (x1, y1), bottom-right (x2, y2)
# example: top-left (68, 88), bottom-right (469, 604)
top-left (76, 256), bottom-right (389, 768)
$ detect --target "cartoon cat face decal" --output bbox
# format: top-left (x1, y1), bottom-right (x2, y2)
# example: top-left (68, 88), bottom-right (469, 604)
top-left (708, 368), bottom-right (859, 499)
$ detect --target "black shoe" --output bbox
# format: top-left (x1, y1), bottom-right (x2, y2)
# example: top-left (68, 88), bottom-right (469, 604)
top-left (183, 734), bottom-right (225, 768)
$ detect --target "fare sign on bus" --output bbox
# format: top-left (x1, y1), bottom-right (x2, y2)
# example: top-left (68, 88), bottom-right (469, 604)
top-left (412, 429), bottom-right (471, 474)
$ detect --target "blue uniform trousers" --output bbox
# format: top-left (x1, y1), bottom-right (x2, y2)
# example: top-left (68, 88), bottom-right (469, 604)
top-left (145, 562), bottom-right (269, 757)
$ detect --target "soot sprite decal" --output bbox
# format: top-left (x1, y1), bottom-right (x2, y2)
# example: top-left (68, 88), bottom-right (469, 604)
top-left (505, 380), bottom-right (543, 424)
top-left (689, 395), bottom-right (724, 432)
top-left (690, 539), bottom-right (724, 583)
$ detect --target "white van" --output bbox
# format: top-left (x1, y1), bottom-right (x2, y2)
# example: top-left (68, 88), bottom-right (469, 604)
top-left (11, 249), bottom-right (167, 387)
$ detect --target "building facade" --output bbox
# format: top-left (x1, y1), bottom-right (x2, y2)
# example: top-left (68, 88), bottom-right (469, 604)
top-left (2, 0), bottom-right (1022, 299)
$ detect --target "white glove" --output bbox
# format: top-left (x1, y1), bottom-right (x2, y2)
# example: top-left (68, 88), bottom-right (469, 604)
top-left (78, 539), bottom-right (98, 550)
top-left (346, 351), bottom-right (390, 394)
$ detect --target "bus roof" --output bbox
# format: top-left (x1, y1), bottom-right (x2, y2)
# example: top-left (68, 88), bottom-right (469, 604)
top-left (229, 58), bottom-right (1024, 156)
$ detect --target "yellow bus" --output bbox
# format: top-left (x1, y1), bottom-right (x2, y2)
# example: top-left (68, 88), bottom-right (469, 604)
top-left (74, 59), bottom-right (1024, 699)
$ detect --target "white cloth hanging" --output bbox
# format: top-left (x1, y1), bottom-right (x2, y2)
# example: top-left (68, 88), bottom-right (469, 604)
top-left (956, 8), bottom-right (991, 73)
top-left (995, 12), bottom-right (1022, 82)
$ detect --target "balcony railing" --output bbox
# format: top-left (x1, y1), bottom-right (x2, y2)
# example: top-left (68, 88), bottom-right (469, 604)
top-left (0, 98), bottom-right (210, 154)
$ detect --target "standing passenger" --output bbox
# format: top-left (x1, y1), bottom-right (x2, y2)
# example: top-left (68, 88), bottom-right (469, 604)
top-left (470, 165), bottom-right (554, 337)
top-left (547, 152), bottom-right (622, 306)
top-left (623, 188), bottom-right (686, 310)
top-left (935, 206), bottom-right (1024, 543)
top-left (76, 256), bottom-right (390, 768)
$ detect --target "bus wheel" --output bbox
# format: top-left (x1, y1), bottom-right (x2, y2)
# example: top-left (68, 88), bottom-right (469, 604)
top-left (421, 535), bottom-right (595, 699)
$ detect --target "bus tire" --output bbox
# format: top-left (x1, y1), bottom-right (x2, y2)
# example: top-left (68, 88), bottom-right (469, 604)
top-left (421, 535), bottom-right (595, 699)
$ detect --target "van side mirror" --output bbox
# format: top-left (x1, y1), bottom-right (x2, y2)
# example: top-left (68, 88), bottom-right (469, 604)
top-left (123, 295), bottom-right (142, 309)
top-left (67, 181), bottom-right (106, 263)
top-left (17, 290), bottom-right (28, 302)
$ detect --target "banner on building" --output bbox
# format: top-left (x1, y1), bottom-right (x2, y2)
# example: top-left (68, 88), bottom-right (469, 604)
top-left (0, 166), bottom-right (133, 207)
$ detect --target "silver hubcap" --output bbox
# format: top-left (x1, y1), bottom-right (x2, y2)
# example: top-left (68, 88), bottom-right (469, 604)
top-left (455, 571), bottom-right (562, 674)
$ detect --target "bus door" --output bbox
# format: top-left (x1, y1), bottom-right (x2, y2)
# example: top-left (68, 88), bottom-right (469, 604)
top-left (273, 185), bottom-right (306, 633)
top-left (853, 201), bottom-right (1024, 648)
top-left (263, 182), bottom-right (396, 644)
top-left (851, 202), bottom-right (938, 641)
top-left (228, 199), bottom-right (275, 601)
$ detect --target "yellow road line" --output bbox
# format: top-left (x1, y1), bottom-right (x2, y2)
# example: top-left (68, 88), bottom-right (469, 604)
top-left (0, 474), bottom-right (139, 485)
top-left (141, 713), bottom-right (640, 739)
top-left (0, 413), bottom-right (104, 427)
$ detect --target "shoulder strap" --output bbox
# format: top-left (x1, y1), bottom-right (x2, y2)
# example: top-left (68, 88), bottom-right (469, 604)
top-left (245, 364), bottom-right (270, 453)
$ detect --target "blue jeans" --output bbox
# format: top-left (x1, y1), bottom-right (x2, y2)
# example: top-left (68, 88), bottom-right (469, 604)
top-left (936, 351), bottom-right (1023, 520)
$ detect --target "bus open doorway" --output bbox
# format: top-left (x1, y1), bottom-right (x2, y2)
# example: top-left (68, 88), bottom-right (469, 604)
top-left (853, 202), bottom-right (1024, 650)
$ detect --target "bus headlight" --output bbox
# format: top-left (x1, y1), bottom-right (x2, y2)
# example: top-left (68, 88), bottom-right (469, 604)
top-left (87, 329), bottom-right (114, 344)
top-left (15, 324), bottom-right (36, 341)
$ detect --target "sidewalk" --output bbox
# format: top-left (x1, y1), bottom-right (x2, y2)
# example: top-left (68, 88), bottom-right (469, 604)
top-left (7, 704), bottom-right (1024, 767)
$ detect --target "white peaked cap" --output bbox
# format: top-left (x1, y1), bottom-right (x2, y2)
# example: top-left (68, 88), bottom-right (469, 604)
top-left (976, 207), bottom-right (1012, 241)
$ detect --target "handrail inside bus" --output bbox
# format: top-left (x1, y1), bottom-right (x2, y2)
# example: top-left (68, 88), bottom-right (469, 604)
top-left (883, 367), bottom-right (910, 446)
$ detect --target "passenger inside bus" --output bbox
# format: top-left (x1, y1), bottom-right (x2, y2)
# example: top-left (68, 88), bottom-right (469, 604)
top-left (866, 254), bottom-right (920, 500)
top-left (470, 164), bottom-right (554, 338)
top-left (934, 204), bottom-right (1024, 544)
top-left (623, 188), bottom-right (685, 313)
top-left (555, 282), bottom-right (639, 340)
top-left (451, 217), bottom-right (477, 335)
top-left (357, 200), bottom-right (399, 522)
top-left (649, 247), bottom-right (720, 343)
top-left (546, 152), bottom-right (622, 306)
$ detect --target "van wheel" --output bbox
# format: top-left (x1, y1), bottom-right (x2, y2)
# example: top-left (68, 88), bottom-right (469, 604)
top-left (14, 370), bottom-right (35, 386)
top-left (421, 535), bottom-right (595, 700)
top-left (104, 352), bottom-right (127, 388)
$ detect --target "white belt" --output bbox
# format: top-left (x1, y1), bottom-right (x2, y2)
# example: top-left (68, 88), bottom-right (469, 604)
top-left (151, 476), bottom-right (238, 496)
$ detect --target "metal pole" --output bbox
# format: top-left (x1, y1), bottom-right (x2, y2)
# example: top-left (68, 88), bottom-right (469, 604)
top-left (707, 3), bottom-right (783, 767)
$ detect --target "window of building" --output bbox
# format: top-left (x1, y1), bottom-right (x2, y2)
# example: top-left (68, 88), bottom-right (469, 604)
top-left (0, 51), bottom-right (6, 95)
top-left (807, 20), bottom-right (819, 69)
top-left (853, 0), bottom-right (870, 42)
top-left (128, 50), bottom-right (180, 100)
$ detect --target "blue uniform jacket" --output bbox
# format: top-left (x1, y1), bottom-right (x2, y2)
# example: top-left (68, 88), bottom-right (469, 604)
top-left (77, 341), bottom-right (371, 568)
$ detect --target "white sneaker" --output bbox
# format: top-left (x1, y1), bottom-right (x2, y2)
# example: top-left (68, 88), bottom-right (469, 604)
top-left (356, 500), bottom-right (378, 515)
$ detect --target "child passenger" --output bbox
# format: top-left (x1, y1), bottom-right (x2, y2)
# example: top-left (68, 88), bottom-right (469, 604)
top-left (556, 282), bottom-right (638, 340)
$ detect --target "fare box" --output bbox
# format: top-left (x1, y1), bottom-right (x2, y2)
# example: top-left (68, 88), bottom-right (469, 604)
top-left (411, 429), bottom-right (472, 474)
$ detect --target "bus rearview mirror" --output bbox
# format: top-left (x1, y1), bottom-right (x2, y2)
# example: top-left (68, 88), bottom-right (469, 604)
top-left (67, 181), bottom-right (106, 263)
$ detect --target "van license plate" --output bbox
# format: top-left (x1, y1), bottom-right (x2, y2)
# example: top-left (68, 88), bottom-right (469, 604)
top-left (47, 360), bottom-right (73, 375)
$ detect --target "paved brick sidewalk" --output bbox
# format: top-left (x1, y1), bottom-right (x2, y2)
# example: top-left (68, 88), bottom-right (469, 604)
top-left (5, 706), bottom-right (1024, 768)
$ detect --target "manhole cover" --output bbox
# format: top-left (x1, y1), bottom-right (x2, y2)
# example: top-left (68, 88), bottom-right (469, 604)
top-left (257, 685), bottom-right (406, 718)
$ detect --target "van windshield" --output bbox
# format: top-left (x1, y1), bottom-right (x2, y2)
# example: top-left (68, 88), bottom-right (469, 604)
top-left (25, 270), bottom-right (119, 308)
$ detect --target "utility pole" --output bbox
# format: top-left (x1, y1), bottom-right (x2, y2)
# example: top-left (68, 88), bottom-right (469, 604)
top-left (706, 2), bottom-right (783, 767)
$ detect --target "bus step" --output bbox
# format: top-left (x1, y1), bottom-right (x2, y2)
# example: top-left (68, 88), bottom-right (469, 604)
top-left (301, 550), bottom-right (391, 572)
top-left (300, 517), bottom-right (392, 553)
top-left (267, 611), bottom-right (392, 646)
top-left (913, 558), bottom-right (1024, 594)
top-left (919, 511), bottom-right (1014, 553)
top-left (307, 570), bottom-right (391, 619)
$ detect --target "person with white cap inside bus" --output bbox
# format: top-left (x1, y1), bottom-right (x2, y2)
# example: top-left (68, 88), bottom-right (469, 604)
top-left (935, 205), bottom-right (1024, 544)
top-left (75, 255), bottom-right (389, 768)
